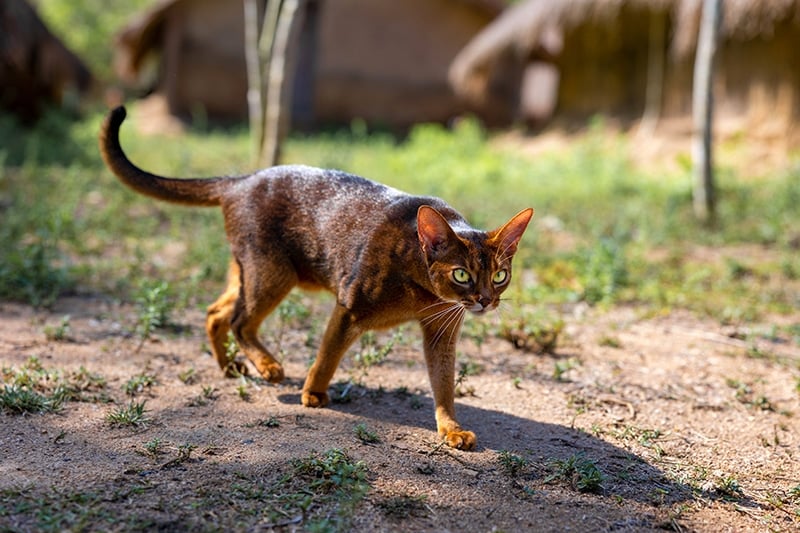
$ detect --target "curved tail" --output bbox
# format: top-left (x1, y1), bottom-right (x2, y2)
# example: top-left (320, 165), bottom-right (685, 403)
top-left (99, 106), bottom-right (229, 206)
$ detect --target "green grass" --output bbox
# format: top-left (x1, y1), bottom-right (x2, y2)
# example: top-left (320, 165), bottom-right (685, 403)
top-left (106, 400), bottom-right (150, 427)
top-left (546, 453), bottom-right (605, 493)
top-left (0, 357), bottom-right (107, 414)
top-left (1, 105), bottom-right (798, 326)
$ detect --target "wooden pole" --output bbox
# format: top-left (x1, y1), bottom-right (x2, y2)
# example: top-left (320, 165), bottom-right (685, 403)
top-left (691, 0), bottom-right (722, 223)
top-left (262, 0), bottom-right (304, 167)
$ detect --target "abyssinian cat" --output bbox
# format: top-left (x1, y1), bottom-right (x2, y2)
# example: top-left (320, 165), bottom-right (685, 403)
top-left (99, 106), bottom-right (533, 450)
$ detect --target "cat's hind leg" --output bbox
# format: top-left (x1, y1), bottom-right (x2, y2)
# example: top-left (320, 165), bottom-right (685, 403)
top-left (229, 254), bottom-right (297, 383)
top-left (206, 261), bottom-right (247, 377)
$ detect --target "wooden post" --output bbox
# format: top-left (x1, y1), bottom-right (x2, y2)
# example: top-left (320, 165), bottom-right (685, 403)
top-left (262, 0), bottom-right (304, 167)
top-left (692, 0), bottom-right (722, 223)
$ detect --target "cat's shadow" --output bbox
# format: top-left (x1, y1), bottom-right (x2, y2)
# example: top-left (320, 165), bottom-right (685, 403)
top-left (278, 386), bottom-right (756, 511)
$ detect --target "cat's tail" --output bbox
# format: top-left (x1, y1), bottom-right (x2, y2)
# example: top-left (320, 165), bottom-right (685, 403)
top-left (99, 106), bottom-right (229, 206)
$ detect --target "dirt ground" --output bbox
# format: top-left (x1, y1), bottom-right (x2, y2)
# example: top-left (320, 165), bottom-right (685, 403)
top-left (1, 293), bottom-right (799, 532)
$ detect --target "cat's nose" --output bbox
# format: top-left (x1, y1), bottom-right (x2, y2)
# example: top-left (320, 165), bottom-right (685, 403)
top-left (477, 296), bottom-right (492, 309)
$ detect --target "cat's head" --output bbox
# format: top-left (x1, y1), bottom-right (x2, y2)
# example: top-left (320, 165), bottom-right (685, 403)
top-left (417, 206), bottom-right (533, 314)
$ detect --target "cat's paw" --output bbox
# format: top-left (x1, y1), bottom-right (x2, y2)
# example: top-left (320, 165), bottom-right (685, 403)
top-left (255, 362), bottom-right (285, 383)
top-left (301, 391), bottom-right (330, 408)
top-left (443, 429), bottom-right (477, 451)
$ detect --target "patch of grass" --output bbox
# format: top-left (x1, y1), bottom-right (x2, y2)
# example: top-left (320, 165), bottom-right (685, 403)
top-left (0, 487), bottom-right (112, 532)
top-left (249, 448), bottom-right (370, 531)
top-left (123, 373), bottom-right (157, 396)
top-left (43, 315), bottom-right (72, 341)
top-left (106, 400), bottom-right (149, 428)
top-left (497, 450), bottom-right (528, 477)
top-left (353, 423), bottom-right (381, 444)
top-left (247, 416), bottom-right (281, 428)
top-left (134, 280), bottom-right (174, 349)
top-left (354, 331), bottom-right (399, 374)
top-left (0, 357), bottom-right (106, 413)
top-left (546, 453), bottom-right (604, 493)
top-left (0, 384), bottom-right (66, 414)
top-left (139, 437), bottom-right (165, 459)
top-left (3, 104), bottom-right (799, 325)
top-left (500, 307), bottom-right (564, 353)
top-left (553, 358), bottom-right (580, 382)
top-left (455, 360), bottom-right (481, 397)
top-left (0, 224), bottom-right (73, 308)
top-left (178, 367), bottom-right (196, 384)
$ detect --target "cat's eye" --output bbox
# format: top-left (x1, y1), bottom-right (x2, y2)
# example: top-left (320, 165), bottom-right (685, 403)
top-left (452, 268), bottom-right (471, 284)
top-left (492, 270), bottom-right (508, 285)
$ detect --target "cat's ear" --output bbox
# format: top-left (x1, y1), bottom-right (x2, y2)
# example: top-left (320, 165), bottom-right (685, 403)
top-left (417, 206), bottom-right (458, 258)
top-left (489, 208), bottom-right (534, 259)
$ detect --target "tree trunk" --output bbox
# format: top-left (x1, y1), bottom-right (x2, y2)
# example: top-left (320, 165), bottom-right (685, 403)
top-left (691, 0), bottom-right (722, 223)
top-left (262, 0), bottom-right (304, 167)
top-left (243, 0), bottom-right (265, 161)
top-left (244, 0), bottom-right (304, 167)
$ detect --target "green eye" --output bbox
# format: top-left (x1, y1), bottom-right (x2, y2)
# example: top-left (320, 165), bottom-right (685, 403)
top-left (492, 270), bottom-right (508, 284)
top-left (452, 268), bottom-right (471, 284)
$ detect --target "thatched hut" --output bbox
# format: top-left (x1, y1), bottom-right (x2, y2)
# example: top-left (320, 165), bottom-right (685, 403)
top-left (113, 0), bottom-right (504, 132)
top-left (449, 0), bottom-right (800, 142)
top-left (0, 0), bottom-right (94, 123)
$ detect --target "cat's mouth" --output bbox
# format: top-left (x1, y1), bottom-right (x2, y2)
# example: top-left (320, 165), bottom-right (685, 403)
top-left (464, 301), bottom-right (496, 315)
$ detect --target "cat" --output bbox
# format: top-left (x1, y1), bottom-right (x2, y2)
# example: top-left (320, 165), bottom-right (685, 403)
top-left (99, 106), bottom-right (533, 450)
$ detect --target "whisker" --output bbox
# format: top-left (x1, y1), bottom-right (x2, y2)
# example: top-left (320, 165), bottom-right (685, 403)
top-left (430, 306), bottom-right (460, 346)
top-left (420, 303), bottom-right (460, 326)
top-left (430, 305), bottom-right (465, 348)
top-left (417, 299), bottom-right (458, 316)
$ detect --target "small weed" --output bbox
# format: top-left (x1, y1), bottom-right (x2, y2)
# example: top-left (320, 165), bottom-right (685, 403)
top-left (354, 423), bottom-right (381, 444)
top-left (140, 437), bottom-right (165, 459)
top-left (43, 315), bottom-right (72, 341)
top-left (714, 474), bottom-right (744, 499)
top-left (497, 450), bottom-right (528, 477)
top-left (265, 448), bottom-right (370, 531)
top-left (178, 367), bottom-right (196, 384)
top-left (599, 335), bottom-right (622, 348)
top-left (224, 331), bottom-right (241, 367)
top-left (579, 238), bottom-right (628, 305)
top-left (123, 373), bottom-right (156, 396)
top-left (409, 394), bottom-right (424, 410)
top-left (273, 292), bottom-right (311, 350)
top-left (236, 382), bottom-right (251, 401)
top-left (252, 416), bottom-right (281, 428)
top-left (500, 308), bottom-right (563, 353)
top-left (291, 448), bottom-right (368, 494)
top-left (553, 358), bottom-right (580, 382)
top-left (160, 443), bottom-right (198, 469)
top-left (0, 357), bottom-right (102, 413)
top-left (106, 400), bottom-right (149, 427)
top-left (188, 385), bottom-right (217, 406)
top-left (455, 361), bottom-right (479, 397)
top-left (0, 384), bottom-right (66, 414)
top-left (351, 330), bottom-right (401, 383)
top-left (134, 280), bottom-right (174, 350)
top-left (546, 453), bottom-right (604, 493)
top-left (0, 225), bottom-right (72, 308)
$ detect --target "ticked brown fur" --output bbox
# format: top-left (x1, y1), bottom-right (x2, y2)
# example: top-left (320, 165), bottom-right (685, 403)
top-left (99, 106), bottom-right (533, 450)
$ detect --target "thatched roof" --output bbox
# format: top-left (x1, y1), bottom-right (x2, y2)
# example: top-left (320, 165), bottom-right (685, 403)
top-left (449, 0), bottom-right (800, 104)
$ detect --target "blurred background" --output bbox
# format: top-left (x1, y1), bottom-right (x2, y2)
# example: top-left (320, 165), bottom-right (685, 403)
top-left (0, 0), bottom-right (798, 326)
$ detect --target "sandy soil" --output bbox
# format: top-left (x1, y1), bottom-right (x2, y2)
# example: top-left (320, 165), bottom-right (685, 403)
top-left (1, 295), bottom-right (799, 532)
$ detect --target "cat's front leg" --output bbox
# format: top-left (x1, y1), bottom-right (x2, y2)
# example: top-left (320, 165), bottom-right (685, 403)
top-left (420, 318), bottom-right (476, 451)
top-left (301, 305), bottom-right (362, 409)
